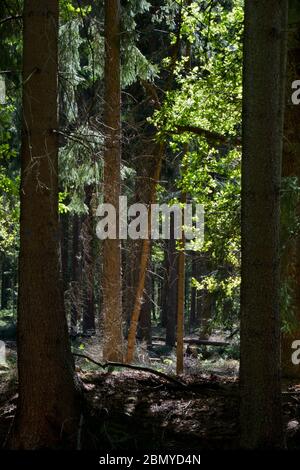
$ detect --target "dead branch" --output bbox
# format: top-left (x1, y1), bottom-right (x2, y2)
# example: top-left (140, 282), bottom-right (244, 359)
top-left (152, 336), bottom-right (229, 347)
top-left (73, 352), bottom-right (187, 388)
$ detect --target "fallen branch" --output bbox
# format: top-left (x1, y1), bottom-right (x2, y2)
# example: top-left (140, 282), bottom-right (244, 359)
top-left (152, 336), bottom-right (229, 347)
top-left (73, 352), bottom-right (187, 388)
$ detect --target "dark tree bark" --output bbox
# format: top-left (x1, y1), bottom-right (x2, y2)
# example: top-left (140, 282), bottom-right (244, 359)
top-left (82, 185), bottom-right (96, 336)
top-left (138, 269), bottom-right (152, 346)
top-left (176, 231), bottom-right (185, 376)
top-left (122, 239), bottom-right (136, 328)
top-left (8, 0), bottom-right (79, 449)
top-left (165, 215), bottom-right (178, 348)
top-left (240, 0), bottom-right (288, 449)
top-left (70, 214), bottom-right (82, 337)
top-left (60, 212), bottom-right (70, 295)
top-left (189, 253), bottom-right (197, 332)
top-left (160, 243), bottom-right (169, 328)
top-left (199, 289), bottom-right (214, 339)
top-left (102, 0), bottom-right (124, 361)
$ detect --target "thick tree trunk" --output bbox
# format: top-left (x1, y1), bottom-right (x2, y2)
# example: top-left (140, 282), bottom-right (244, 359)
top-left (240, 0), bottom-right (288, 449)
top-left (102, 0), bottom-right (124, 362)
top-left (8, 0), bottom-right (79, 449)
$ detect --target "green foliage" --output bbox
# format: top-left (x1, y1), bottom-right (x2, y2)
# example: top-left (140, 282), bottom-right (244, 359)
top-left (59, 19), bottom-right (84, 123)
top-left (0, 3), bottom-right (22, 257)
top-left (0, 101), bottom-right (20, 255)
top-left (59, 125), bottom-right (103, 214)
top-left (153, 0), bottom-right (243, 327)
top-left (122, 44), bottom-right (159, 87)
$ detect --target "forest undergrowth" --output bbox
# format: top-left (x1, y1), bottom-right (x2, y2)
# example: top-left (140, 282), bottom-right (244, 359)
top-left (1, 339), bottom-right (300, 451)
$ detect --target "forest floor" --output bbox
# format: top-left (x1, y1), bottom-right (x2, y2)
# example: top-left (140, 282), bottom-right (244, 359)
top-left (1, 338), bottom-right (300, 450)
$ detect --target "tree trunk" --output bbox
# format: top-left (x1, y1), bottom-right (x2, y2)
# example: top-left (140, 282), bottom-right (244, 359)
top-left (189, 253), bottom-right (197, 332)
top-left (199, 289), bottom-right (213, 339)
top-left (138, 269), bottom-right (152, 347)
top-left (160, 244), bottom-right (169, 328)
top-left (240, 0), bottom-right (288, 449)
top-left (70, 214), bottom-right (81, 337)
top-left (122, 238), bottom-right (137, 328)
top-left (8, 0), bottom-right (79, 449)
top-left (176, 197), bottom-right (186, 375)
top-left (165, 215), bottom-right (178, 348)
top-left (102, 0), bottom-right (124, 362)
top-left (82, 185), bottom-right (96, 336)
top-left (60, 213), bottom-right (70, 295)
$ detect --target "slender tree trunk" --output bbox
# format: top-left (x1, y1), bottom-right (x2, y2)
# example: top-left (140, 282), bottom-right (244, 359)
top-left (102, 0), bottom-right (124, 362)
top-left (82, 185), bottom-right (96, 336)
top-left (199, 283), bottom-right (213, 340)
top-left (176, 196), bottom-right (186, 375)
top-left (8, 0), bottom-right (79, 449)
top-left (60, 213), bottom-right (70, 295)
top-left (70, 214), bottom-right (81, 337)
top-left (176, 40), bottom-right (190, 371)
top-left (189, 253), bottom-right (197, 332)
top-left (138, 269), bottom-right (152, 346)
top-left (176, 254), bottom-right (185, 374)
top-left (122, 239), bottom-right (136, 327)
top-left (240, 0), bottom-right (288, 449)
top-left (165, 215), bottom-right (178, 348)
top-left (160, 244), bottom-right (169, 327)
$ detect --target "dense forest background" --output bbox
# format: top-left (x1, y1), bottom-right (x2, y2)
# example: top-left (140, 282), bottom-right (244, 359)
top-left (0, 0), bottom-right (300, 455)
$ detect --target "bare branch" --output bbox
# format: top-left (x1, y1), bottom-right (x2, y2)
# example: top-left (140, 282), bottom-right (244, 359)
top-left (73, 352), bottom-right (187, 388)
